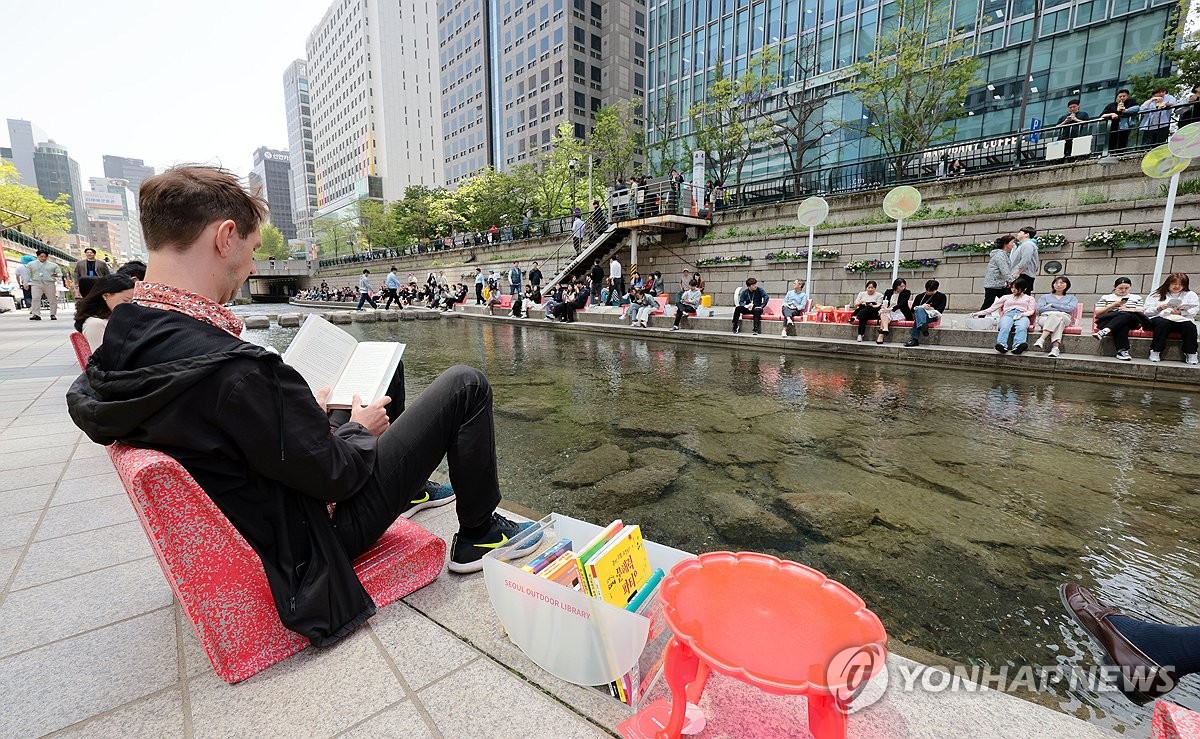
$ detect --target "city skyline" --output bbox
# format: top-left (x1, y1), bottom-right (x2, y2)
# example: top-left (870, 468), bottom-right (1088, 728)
top-left (1, 0), bottom-right (335, 188)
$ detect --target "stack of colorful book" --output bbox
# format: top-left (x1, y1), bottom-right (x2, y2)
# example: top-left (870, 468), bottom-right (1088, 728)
top-left (525, 519), bottom-right (668, 705)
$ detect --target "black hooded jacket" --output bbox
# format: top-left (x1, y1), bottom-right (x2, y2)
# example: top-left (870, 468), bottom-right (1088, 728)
top-left (67, 304), bottom-right (380, 646)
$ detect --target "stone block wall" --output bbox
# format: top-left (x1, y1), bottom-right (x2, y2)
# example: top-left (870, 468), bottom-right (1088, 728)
top-left (623, 197), bottom-right (1200, 310)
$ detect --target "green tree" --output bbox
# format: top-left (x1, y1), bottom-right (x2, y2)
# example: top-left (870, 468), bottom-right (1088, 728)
top-left (533, 122), bottom-right (588, 215)
top-left (1127, 2), bottom-right (1196, 95)
top-left (843, 0), bottom-right (981, 179)
top-left (254, 223), bottom-right (290, 259)
top-left (0, 159), bottom-right (73, 241)
top-left (773, 36), bottom-right (835, 189)
top-left (312, 215), bottom-right (360, 259)
top-left (646, 91), bottom-right (685, 176)
top-left (689, 48), bottom-right (781, 188)
top-left (358, 199), bottom-right (396, 249)
top-left (588, 100), bottom-right (641, 188)
top-left (452, 167), bottom-right (537, 231)
top-left (389, 186), bottom-right (464, 243)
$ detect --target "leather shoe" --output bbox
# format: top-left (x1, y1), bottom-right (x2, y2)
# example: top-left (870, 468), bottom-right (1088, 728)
top-left (1059, 584), bottom-right (1179, 705)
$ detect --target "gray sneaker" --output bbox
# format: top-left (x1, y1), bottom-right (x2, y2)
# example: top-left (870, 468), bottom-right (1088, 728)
top-left (1115, 350), bottom-right (1132, 361)
top-left (1094, 327), bottom-right (1111, 340)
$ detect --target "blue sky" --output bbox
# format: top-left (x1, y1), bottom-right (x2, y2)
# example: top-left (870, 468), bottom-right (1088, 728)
top-left (3, 0), bottom-right (336, 184)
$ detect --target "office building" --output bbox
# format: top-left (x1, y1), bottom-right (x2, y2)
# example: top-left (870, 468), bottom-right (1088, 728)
top-left (249, 146), bottom-right (298, 239)
top-left (33, 141), bottom-right (87, 235)
top-left (86, 177), bottom-right (146, 261)
top-left (5, 119), bottom-right (46, 189)
top-left (645, 0), bottom-right (1175, 179)
top-left (306, 0), bottom-right (444, 220)
top-left (88, 220), bottom-right (121, 257)
top-left (102, 155), bottom-right (155, 193)
top-left (491, 0), bottom-right (647, 169)
top-left (0, 147), bottom-right (12, 160)
top-left (283, 59), bottom-right (318, 238)
top-left (437, 0), bottom-right (494, 185)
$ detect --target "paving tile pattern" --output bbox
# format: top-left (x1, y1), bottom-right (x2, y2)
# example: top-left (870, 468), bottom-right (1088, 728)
top-left (0, 308), bottom-right (1116, 738)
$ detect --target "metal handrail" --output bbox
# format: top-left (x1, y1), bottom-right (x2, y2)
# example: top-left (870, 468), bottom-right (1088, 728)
top-left (703, 104), bottom-right (1197, 212)
top-left (316, 210), bottom-right (595, 268)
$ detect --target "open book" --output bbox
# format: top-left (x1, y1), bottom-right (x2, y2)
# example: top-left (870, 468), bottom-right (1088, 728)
top-left (282, 314), bottom-right (406, 408)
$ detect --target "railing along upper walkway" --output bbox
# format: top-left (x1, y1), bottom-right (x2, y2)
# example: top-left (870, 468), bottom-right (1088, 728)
top-left (712, 104), bottom-right (1196, 211)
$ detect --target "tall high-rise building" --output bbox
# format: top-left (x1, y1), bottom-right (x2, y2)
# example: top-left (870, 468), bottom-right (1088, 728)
top-left (5, 119), bottom-right (47, 189)
top-left (33, 141), bottom-right (87, 235)
top-left (306, 0), bottom-right (444, 220)
top-left (249, 146), bottom-right (298, 239)
top-left (645, 0), bottom-right (1175, 179)
top-left (86, 177), bottom-right (146, 261)
top-left (283, 59), bottom-right (318, 238)
top-left (102, 155), bottom-right (155, 193)
top-left (437, 0), bottom-right (494, 186)
top-left (435, 0), bottom-right (646, 180)
top-left (494, 0), bottom-right (646, 168)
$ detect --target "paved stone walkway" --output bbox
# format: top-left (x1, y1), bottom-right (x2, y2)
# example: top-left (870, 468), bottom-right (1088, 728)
top-left (0, 307), bottom-right (1121, 737)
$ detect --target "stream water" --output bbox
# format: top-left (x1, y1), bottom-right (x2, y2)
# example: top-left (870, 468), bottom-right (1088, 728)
top-left (241, 308), bottom-right (1200, 734)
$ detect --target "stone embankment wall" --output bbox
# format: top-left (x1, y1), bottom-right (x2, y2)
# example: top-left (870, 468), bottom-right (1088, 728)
top-left (308, 155), bottom-right (1200, 308)
top-left (655, 196), bottom-right (1200, 309)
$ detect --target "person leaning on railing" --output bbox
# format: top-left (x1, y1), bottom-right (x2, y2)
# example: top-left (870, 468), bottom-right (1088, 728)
top-left (1139, 88), bottom-right (1178, 146)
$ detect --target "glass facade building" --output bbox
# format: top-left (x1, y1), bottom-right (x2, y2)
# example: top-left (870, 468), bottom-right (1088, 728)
top-left (250, 147), bottom-right (298, 240)
top-left (645, 0), bottom-right (1175, 179)
top-left (33, 141), bottom-right (86, 235)
top-left (283, 59), bottom-right (318, 238)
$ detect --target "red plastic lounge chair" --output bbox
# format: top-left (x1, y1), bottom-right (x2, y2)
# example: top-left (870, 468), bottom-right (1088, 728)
top-left (69, 335), bottom-right (446, 683)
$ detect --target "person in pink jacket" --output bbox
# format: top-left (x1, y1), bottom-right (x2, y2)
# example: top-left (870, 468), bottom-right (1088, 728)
top-left (972, 276), bottom-right (1037, 354)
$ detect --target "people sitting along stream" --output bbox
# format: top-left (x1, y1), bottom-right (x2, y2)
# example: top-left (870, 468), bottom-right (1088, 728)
top-left (876, 278), bottom-right (913, 345)
top-left (780, 279), bottom-right (808, 336)
top-left (671, 280), bottom-right (702, 331)
top-left (733, 278), bottom-right (769, 335)
top-left (904, 280), bottom-right (947, 348)
top-left (1093, 277), bottom-right (1152, 361)
top-left (1143, 272), bottom-right (1199, 365)
top-left (973, 276), bottom-right (1036, 354)
top-left (1033, 277), bottom-right (1078, 357)
top-left (850, 280), bottom-right (884, 342)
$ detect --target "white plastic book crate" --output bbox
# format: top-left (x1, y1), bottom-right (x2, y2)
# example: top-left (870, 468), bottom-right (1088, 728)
top-left (482, 514), bottom-right (694, 709)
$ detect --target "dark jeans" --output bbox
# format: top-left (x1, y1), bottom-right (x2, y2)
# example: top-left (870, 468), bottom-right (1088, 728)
top-left (1149, 316), bottom-right (1199, 354)
top-left (1144, 127), bottom-right (1170, 146)
top-left (475, 284), bottom-right (485, 304)
top-left (383, 288), bottom-right (399, 310)
top-left (981, 288), bottom-right (1007, 311)
top-left (611, 277), bottom-right (625, 299)
top-left (910, 307), bottom-right (936, 341)
top-left (553, 302), bottom-right (581, 322)
top-left (781, 306), bottom-right (803, 323)
top-left (733, 306), bottom-right (763, 332)
top-left (673, 303), bottom-right (697, 327)
top-left (852, 305), bottom-right (881, 336)
top-left (330, 365), bottom-right (500, 559)
top-left (356, 292), bottom-right (378, 310)
top-left (1097, 311), bottom-right (1152, 352)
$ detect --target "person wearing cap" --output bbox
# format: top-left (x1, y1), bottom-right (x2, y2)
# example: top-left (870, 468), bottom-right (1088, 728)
top-left (73, 247), bottom-right (111, 298)
top-left (27, 249), bottom-right (63, 321)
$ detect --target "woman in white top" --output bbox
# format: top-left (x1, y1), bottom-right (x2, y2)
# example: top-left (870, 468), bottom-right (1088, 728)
top-left (73, 273), bottom-right (135, 351)
top-left (1093, 276), bottom-right (1152, 361)
top-left (1143, 272), bottom-right (1199, 364)
top-left (851, 280), bottom-right (884, 342)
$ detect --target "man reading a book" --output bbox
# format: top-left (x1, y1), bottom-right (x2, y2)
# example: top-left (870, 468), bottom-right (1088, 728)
top-left (66, 165), bottom-right (539, 647)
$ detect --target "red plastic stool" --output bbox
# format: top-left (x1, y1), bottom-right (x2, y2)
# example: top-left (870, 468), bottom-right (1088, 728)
top-left (620, 552), bottom-right (887, 739)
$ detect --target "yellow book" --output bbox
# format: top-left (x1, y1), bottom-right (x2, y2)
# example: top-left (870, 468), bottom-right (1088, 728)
top-left (586, 525), bottom-right (653, 608)
top-left (540, 552), bottom-right (579, 588)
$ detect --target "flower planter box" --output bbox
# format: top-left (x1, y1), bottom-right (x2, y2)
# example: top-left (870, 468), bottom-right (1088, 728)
top-left (941, 249), bottom-right (989, 258)
top-left (1084, 238), bottom-right (1193, 251)
top-left (846, 267), bottom-right (938, 274)
top-left (694, 259), bottom-right (752, 268)
top-left (764, 257), bottom-right (839, 264)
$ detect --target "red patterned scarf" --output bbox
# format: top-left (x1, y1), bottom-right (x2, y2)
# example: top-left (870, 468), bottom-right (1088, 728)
top-left (132, 282), bottom-right (244, 337)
